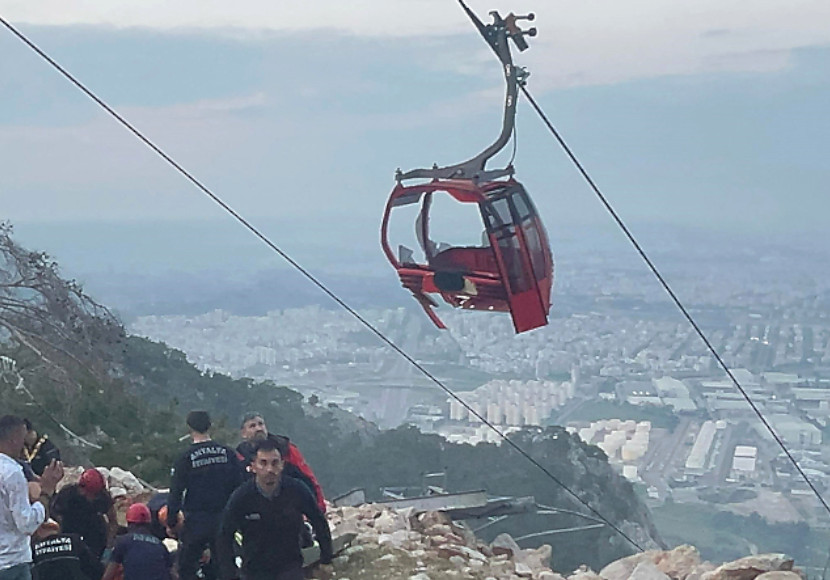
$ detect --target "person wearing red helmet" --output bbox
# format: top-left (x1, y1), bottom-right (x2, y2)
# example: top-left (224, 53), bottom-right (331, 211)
top-left (102, 502), bottom-right (174, 580)
top-left (50, 468), bottom-right (118, 562)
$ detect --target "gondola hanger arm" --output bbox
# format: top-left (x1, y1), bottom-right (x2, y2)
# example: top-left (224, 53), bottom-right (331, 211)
top-left (396, 1), bottom-right (536, 184)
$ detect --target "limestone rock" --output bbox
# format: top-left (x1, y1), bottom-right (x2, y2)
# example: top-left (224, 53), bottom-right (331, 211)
top-left (425, 524), bottom-right (453, 537)
top-left (539, 573), bottom-right (567, 580)
top-left (754, 572), bottom-right (803, 580)
top-left (703, 554), bottom-right (794, 580)
top-left (109, 466), bottom-right (144, 493)
top-left (570, 566), bottom-right (603, 580)
top-left (684, 563), bottom-right (718, 580)
top-left (109, 486), bottom-right (127, 499)
top-left (525, 544), bottom-right (553, 573)
top-left (602, 546), bottom-right (703, 580)
top-left (415, 511), bottom-right (452, 531)
top-left (515, 561), bottom-right (534, 577)
top-left (491, 533), bottom-right (523, 559)
top-left (374, 510), bottom-right (409, 534)
top-left (600, 552), bottom-right (652, 580)
top-left (449, 555), bottom-right (466, 567)
top-left (654, 546), bottom-right (703, 580)
top-left (629, 561), bottom-right (672, 580)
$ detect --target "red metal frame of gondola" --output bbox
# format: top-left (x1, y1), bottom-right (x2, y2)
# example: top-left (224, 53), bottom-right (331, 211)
top-left (381, 178), bottom-right (553, 333)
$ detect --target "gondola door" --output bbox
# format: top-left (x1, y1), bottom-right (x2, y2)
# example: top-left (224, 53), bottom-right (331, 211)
top-left (483, 188), bottom-right (549, 333)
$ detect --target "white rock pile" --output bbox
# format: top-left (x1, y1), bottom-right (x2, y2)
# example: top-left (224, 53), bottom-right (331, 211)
top-left (326, 503), bottom-right (563, 580)
top-left (323, 505), bottom-right (803, 580)
top-left (58, 466), bottom-right (153, 510)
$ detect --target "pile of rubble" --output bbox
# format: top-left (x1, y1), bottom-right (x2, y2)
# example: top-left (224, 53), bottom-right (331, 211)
top-left (60, 466), bottom-right (150, 498)
top-left (50, 469), bottom-right (803, 580)
top-left (59, 466), bottom-right (153, 517)
top-left (324, 504), bottom-right (802, 580)
top-left (326, 503), bottom-right (553, 580)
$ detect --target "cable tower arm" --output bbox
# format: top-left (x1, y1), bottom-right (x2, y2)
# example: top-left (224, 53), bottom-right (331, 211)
top-left (396, 1), bottom-right (536, 183)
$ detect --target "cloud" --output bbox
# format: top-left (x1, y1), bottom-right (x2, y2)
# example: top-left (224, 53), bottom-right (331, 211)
top-left (3, 0), bottom-right (830, 87)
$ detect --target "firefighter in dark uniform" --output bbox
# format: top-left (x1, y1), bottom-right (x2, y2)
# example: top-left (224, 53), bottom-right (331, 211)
top-left (216, 437), bottom-right (332, 580)
top-left (103, 503), bottom-right (174, 580)
top-left (31, 519), bottom-right (104, 580)
top-left (166, 411), bottom-right (243, 580)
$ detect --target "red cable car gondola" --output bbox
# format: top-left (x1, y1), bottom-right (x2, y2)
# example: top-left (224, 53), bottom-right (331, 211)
top-left (381, 2), bottom-right (553, 334)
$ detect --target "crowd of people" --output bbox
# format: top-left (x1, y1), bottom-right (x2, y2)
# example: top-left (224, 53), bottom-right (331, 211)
top-left (0, 411), bottom-right (333, 580)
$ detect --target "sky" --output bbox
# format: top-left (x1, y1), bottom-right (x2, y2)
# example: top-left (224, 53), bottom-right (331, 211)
top-left (1, 1), bottom-right (829, 277)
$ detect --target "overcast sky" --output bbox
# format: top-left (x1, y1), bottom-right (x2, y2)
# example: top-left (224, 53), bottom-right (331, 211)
top-left (2, 1), bottom-right (829, 245)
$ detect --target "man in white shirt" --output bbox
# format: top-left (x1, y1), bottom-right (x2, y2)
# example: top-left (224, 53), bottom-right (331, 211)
top-left (0, 415), bottom-right (63, 580)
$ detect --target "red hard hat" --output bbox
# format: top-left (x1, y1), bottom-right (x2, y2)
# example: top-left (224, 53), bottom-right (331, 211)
top-left (126, 503), bottom-right (152, 525)
top-left (78, 468), bottom-right (106, 495)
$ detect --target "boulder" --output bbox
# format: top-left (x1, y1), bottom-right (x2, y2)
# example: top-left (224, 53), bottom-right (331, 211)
top-left (515, 561), bottom-right (534, 577)
top-left (108, 467), bottom-right (144, 493)
top-left (685, 563), bottom-right (718, 580)
top-left (425, 524), bottom-right (453, 537)
top-left (702, 554), bottom-right (794, 580)
top-left (601, 546), bottom-right (703, 580)
top-left (525, 544), bottom-right (553, 573)
top-left (629, 561), bottom-right (671, 580)
top-left (449, 555), bottom-right (466, 567)
top-left (491, 533), bottom-right (523, 559)
top-left (457, 545), bottom-right (487, 562)
top-left (754, 573), bottom-right (803, 580)
top-left (601, 553), bottom-right (653, 580)
top-left (570, 567), bottom-right (603, 580)
top-left (654, 546), bottom-right (703, 580)
top-left (109, 486), bottom-right (128, 499)
top-left (415, 511), bottom-right (452, 531)
top-left (374, 510), bottom-right (408, 534)
top-left (539, 573), bottom-right (567, 580)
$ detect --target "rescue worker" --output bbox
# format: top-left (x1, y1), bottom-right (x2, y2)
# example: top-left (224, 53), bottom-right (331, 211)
top-left (146, 492), bottom-right (171, 541)
top-left (236, 413), bottom-right (325, 513)
top-left (31, 519), bottom-right (104, 580)
top-left (22, 420), bottom-right (60, 478)
top-left (216, 438), bottom-right (332, 580)
top-left (166, 411), bottom-right (243, 580)
top-left (102, 503), bottom-right (174, 580)
top-left (50, 468), bottom-right (117, 562)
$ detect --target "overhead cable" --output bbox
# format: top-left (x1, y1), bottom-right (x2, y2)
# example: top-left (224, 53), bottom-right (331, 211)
top-left (0, 16), bottom-right (643, 551)
top-left (518, 83), bottom-right (830, 517)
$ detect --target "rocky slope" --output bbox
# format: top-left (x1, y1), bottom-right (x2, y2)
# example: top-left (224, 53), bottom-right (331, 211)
top-left (324, 502), bottom-right (800, 580)
top-left (80, 466), bottom-right (800, 580)
top-left (0, 226), bottom-right (666, 568)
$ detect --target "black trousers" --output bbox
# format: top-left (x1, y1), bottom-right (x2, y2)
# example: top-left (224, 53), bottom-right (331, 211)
top-left (178, 512), bottom-right (219, 580)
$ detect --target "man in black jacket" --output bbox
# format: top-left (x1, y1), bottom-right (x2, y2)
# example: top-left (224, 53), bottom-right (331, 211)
top-left (216, 438), bottom-right (332, 580)
top-left (31, 520), bottom-right (104, 580)
top-left (166, 411), bottom-right (244, 580)
top-left (23, 419), bottom-right (61, 478)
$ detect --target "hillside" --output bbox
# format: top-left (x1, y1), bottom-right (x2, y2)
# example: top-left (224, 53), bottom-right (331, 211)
top-left (0, 222), bottom-right (660, 570)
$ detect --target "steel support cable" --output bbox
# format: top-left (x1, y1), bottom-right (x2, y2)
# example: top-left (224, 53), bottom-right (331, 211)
top-left (518, 84), bottom-right (830, 518)
top-left (0, 16), bottom-right (644, 551)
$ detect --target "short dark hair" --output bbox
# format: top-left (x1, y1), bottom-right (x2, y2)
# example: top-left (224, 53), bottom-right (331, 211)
top-left (0, 415), bottom-right (26, 442)
top-left (186, 411), bottom-right (211, 434)
top-left (240, 412), bottom-right (263, 429)
top-left (23, 418), bottom-right (33, 431)
top-left (253, 437), bottom-right (282, 458)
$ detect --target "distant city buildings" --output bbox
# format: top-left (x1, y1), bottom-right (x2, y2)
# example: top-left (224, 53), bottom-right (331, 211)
top-left (568, 419), bottom-right (652, 482)
top-left (129, 252), bottom-right (830, 523)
